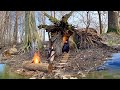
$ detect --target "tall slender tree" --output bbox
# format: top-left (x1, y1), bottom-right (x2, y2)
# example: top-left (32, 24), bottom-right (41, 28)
top-left (98, 11), bottom-right (102, 34)
top-left (13, 11), bottom-right (18, 45)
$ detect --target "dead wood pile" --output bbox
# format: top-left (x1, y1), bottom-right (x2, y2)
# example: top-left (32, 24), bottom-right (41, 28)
top-left (75, 28), bottom-right (107, 49)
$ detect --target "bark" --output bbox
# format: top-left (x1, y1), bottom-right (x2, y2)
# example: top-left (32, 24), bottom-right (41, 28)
top-left (3, 11), bottom-right (9, 46)
top-left (38, 11), bottom-right (74, 56)
top-left (53, 11), bottom-right (55, 18)
top-left (23, 61), bottom-right (49, 72)
top-left (52, 32), bottom-right (63, 56)
top-left (108, 11), bottom-right (119, 33)
top-left (23, 11), bottom-right (42, 51)
top-left (42, 11), bottom-right (46, 42)
top-left (13, 11), bottom-right (18, 44)
top-left (44, 12), bottom-right (59, 24)
top-left (63, 11), bottom-right (74, 22)
top-left (50, 11), bottom-right (52, 17)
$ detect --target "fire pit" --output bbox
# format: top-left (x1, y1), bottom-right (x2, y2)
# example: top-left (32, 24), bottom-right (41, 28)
top-left (23, 52), bottom-right (52, 73)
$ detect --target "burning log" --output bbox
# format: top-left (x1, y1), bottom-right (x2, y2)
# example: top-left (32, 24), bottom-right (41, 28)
top-left (23, 61), bottom-right (49, 72)
top-left (23, 51), bottom-right (53, 73)
top-left (32, 52), bottom-right (41, 64)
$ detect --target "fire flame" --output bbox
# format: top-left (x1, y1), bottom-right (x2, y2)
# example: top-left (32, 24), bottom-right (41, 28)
top-left (63, 34), bottom-right (68, 43)
top-left (32, 52), bottom-right (40, 64)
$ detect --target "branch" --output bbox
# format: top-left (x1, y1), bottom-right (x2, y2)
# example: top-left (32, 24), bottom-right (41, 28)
top-left (63, 11), bottom-right (74, 21)
top-left (38, 25), bottom-right (59, 32)
top-left (44, 12), bottom-right (59, 24)
top-left (86, 11), bottom-right (91, 32)
top-left (38, 25), bottom-right (48, 29)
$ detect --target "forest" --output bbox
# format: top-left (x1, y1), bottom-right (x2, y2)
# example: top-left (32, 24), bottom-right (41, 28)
top-left (0, 11), bottom-right (120, 79)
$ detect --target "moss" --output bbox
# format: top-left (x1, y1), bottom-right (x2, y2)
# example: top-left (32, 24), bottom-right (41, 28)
top-left (107, 27), bottom-right (120, 34)
top-left (108, 40), bottom-right (114, 46)
top-left (107, 28), bottom-right (117, 33)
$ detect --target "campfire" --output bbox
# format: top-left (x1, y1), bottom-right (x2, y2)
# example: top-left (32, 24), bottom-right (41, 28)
top-left (32, 52), bottom-right (40, 64)
top-left (23, 51), bottom-right (52, 73)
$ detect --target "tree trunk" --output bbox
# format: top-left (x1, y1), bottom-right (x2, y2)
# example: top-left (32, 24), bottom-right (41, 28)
top-left (52, 32), bottom-right (63, 56)
top-left (69, 34), bottom-right (75, 49)
top-left (42, 11), bottom-right (45, 42)
top-left (98, 11), bottom-right (102, 34)
top-left (73, 31), bottom-right (80, 49)
top-left (23, 11), bottom-right (42, 52)
top-left (3, 11), bottom-right (9, 46)
top-left (38, 11), bottom-right (74, 55)
top-left (13, 11), bottom-right (18, 45)
top-left (53, 11), bottom-right (55, 18)
top-left (50, 11), bottom-right (52, 17)
top-left (108, 11), bottom-right (119, 33)
top-left (23, 61), bottom-right (49, 72)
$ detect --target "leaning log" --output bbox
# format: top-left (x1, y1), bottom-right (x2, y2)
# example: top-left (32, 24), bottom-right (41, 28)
top-left (23, 61), bottom-right (49, 72)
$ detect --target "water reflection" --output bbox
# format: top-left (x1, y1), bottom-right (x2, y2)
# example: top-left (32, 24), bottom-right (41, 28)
top-left (0, 64), bottom-right (5, 72)
top-left (97, 53), bottom-right (120, 71)
top-left (85, 53), bottom-right (120, 79)
top-left (0, 64), bottom-right (28, 79)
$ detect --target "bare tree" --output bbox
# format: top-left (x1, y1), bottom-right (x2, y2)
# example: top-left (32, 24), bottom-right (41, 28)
top-left (13, 11), bottom-right (19, 45)
top-left (41, 11), bottom-right (46, 42)
top-left (98, 11), bottom-right (102, 34)
top-left (53, 11), bottom-right (55, 18)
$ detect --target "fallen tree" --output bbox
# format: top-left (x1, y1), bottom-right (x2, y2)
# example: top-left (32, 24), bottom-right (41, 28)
top-left (38, 11), bottom-right (108, 55)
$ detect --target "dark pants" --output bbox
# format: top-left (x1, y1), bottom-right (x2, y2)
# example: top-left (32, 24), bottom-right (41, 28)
top-left (62, 43), bottom-right (69, 53)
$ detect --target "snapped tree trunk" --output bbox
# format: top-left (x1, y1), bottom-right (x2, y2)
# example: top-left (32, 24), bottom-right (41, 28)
top-left (38, 11), bottom-right (74, 55)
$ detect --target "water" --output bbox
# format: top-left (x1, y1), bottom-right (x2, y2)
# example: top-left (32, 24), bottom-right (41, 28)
top-left (0, 64), bottom-right (28, 79)
top-left (97, 53), bottom-right (120, 72)
top-left (85, 53), bottom-right (120, 79)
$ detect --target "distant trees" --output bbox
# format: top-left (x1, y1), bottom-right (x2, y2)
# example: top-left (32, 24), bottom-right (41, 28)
top-left (0, 11), bottom-right (11, 46)
top-left (0, 11), bottom-right (25, 47)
